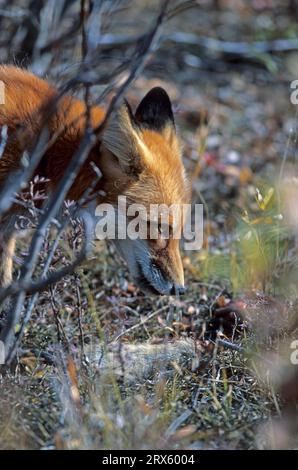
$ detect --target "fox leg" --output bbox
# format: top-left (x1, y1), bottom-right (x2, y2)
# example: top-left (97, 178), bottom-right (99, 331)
top-left (0, 216), bottom-right (16, 323)
top-left (0, 232), bottom-right (16, 288)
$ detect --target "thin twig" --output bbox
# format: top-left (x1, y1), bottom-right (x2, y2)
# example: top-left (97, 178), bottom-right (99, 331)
top-left (113, 306), bottom-right (169, 342)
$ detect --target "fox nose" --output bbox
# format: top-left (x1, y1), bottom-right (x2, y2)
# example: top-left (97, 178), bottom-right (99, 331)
top-left (170, 284), bottom-right (186, 296)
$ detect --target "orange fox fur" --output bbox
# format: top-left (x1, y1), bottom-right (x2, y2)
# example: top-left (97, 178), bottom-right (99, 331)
top-left (0, 65), bottom-right (189, 295)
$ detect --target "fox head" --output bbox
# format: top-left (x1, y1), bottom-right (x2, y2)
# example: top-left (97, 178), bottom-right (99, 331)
top-left (99, 87), bottom-right (190, 295)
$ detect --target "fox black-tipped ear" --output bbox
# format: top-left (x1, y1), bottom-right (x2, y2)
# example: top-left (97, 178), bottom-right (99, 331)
top-left (102, 101), bottom-right (145, 174)
top-left (135, 87), bottom-right (175, 132)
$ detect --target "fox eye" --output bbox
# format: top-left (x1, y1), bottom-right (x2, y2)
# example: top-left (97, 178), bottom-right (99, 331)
top-left (158, 223), bottom-right (172, 237)
top-left (158, 224), bottom-right (164, 235)
top-left (147, 222), bottom-right (172, 249)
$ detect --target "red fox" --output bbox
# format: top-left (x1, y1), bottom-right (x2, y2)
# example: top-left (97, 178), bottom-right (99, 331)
top-left (0, 65), bottom-right (189, 296)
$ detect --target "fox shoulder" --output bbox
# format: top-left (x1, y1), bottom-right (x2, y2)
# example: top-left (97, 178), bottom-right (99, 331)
top-left (0, 65), bottom-right (56, 129)
top-left (0, 65), bottom-right (104, 133)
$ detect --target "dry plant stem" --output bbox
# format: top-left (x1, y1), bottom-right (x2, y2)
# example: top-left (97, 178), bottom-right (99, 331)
top-left (216, 338), bottom-right (243, 353)
top-left (0, 125), bottom-right (8, 158)
top-left (0, 211), bottom-right (94, 364)
top-left (7, 216), bottom-right (74, 360)
top-left (74, 273), bottom-right (86, 359)
top-left (113, 306), bottom-right (169, 342)
top-left (50, 285), bottom-right (70, 348)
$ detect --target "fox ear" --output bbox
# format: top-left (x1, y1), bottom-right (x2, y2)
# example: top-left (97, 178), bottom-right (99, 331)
top-left (135, 87), bottom-right (175, 133)
top-left (102, 101), bottom-right (147, 174)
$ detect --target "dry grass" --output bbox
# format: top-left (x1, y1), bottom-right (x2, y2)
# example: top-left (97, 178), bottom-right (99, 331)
top-left (0, 239), bottom-right (296, 450)
top-left (1, 0), bottom-right (298, 450)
